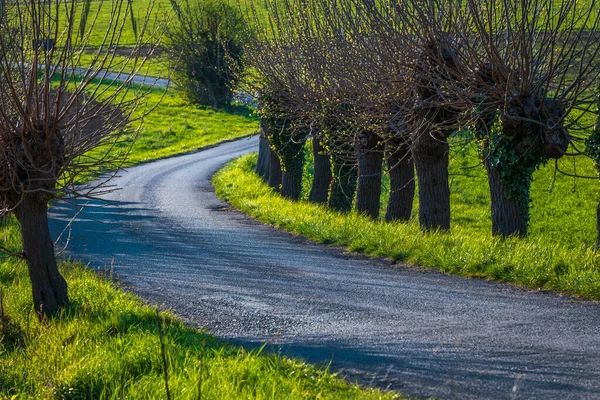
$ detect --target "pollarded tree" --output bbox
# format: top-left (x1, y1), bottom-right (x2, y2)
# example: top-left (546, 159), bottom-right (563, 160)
top-left (0, 0), bottom-right (166, 318)
top-left (461, 0), bottom-right (600, 237)
top-left (363, 0), bottom-right (469, 230)
top-left (242, 1), bottom-right (319, 200)
top-left (260, 89), bottom-right (309, 200)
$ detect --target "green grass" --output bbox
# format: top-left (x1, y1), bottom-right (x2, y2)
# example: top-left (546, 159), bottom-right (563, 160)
top-left (124, 87), bottom-right (259, 164)
top-left (213, 146), bottom-right (600, 300)
top-left (78, 82), bottom-right (258, 167)
top-left (0, 222), bottom-right (398, 399)
top-left (78, 52), bottom-right (173, 78)
top-left (61, 0), bottom-right (260, 77)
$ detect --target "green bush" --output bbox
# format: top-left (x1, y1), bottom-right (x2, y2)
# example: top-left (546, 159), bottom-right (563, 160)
top-left (167, 0), bottom-right (247, 108)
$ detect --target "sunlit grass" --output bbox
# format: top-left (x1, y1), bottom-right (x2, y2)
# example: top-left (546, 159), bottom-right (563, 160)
top-left (214, 149), bottom-right (600, 300)
top-left (76, 81), bottom-right (259, 167)
top-left (126, 87), bottom-right (259, 164)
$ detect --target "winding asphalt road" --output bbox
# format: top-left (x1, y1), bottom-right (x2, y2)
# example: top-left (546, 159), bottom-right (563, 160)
top-left (49, 136), bottom-right (600, 399)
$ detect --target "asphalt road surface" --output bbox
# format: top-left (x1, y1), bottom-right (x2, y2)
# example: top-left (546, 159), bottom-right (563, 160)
top-left (49, 136), bottom-right (600, 399)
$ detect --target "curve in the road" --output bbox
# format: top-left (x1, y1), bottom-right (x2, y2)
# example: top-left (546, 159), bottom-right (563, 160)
top-left (49, 136), bottom-right (600, 400)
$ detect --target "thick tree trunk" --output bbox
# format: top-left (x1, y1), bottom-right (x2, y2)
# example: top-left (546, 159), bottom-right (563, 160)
top-left (281, 170), bottom-right (302, 200)
top-left (385, 137), bottom-right (415, 222)
top-left (280, 146), bottom-right (305, 201)
top-left (267, 147), bottom-right (282, 191)
top-left (309, 138), bottom-right (331, 204)
top-left (255, 126), bottom-right (271, 182)
top-left (328, 154), bottom-right (357, 213)
top-left (15, 195), bottom-right (68, 318)
top-left (279, 139), bottom-right (305, 201)
top-left (597, 202), bottom-right (600, 249)
top-left (355, 132), bottom-right (383, 219)
top-left (412, 129), bottom-right (450, 231)
top-left (487, 165), bottom-right (528, 237)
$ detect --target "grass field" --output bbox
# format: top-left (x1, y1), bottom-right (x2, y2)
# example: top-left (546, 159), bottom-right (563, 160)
top-left (123, 87), bottom-right (259, 164)
top-left (60, 0), bottom-right (261, 78)
top-left (214, 140), bottom-right (600, 300)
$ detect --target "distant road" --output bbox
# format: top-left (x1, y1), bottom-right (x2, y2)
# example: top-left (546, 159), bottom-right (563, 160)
top-left (49, 136), bottom-right (600, 399)
top-left (68, 67), bottom-right (170, 88)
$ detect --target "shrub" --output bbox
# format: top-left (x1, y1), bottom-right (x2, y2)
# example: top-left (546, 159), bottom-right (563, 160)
top-left (167, 0), bottom-right (247, 108)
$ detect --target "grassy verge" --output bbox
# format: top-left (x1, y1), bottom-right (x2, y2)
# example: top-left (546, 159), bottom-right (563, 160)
top-left (0, 219), bottom-right (400, 399)
top-left (214, 152), bottom-right (600, 300)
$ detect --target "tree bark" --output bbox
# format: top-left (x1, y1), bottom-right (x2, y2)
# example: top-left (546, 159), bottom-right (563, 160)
top-left (279, 138), bottom-right (305, 201)
top-left (385, 137), bottom-right (415, 222)
top-left (355, 132), bottom-right (383, 219)
top-left (487, 165), bottom-right (528, 237)
top-left (255, 125), bottom-right (271, 182)
top-left (15, 195), bottom-right (68, 318)
top-left (328, 154), bottom-right (357, 213)
top-left (281, 169), bottom-right (302, 200)
top-left (267, 147), bottom-right (282, 191)
top-left (597, 202), bottom-right (600, 249)
top-left (412, 129), bottom-right (450, 231)
top-left (309, 138), bottom-right (331, 204)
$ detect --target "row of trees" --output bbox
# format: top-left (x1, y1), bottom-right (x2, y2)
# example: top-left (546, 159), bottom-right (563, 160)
top-left (242, 0), bottom-right (600, 242)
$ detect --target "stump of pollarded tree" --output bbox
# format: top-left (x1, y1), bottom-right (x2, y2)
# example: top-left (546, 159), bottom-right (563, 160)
top-left (279, 134), bottom-right (307, 201)
top-left (411, 41), bottom-right (458, 231)
top-left (0, 122), bottom-right (69, 317)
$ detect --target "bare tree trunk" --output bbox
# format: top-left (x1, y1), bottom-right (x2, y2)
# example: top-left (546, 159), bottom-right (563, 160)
top-left (309, 138), bottom-right (331, 204)
top-left (279, 139), bottom-right (305, 201)
top-left (487, 165), bottom-right (528, 237)
top-left (267, 147), bottom-right (282, 191)
top-left (355, 131), bottom-right (383, 219)
top-left (255, 124), bottom-right (271, 182)
top-left (281, 169), bottom-right (302, 200)
top-left (412, 129), bottom-right (450, 231)
top-left (385, 137), bottom-right (415, 222)
top-left (597, 202), bottom-right (600, 249)
top-left (329, 153), bottom-right (357, 213)
top-left (15, 195), bottom-right (68, 318)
